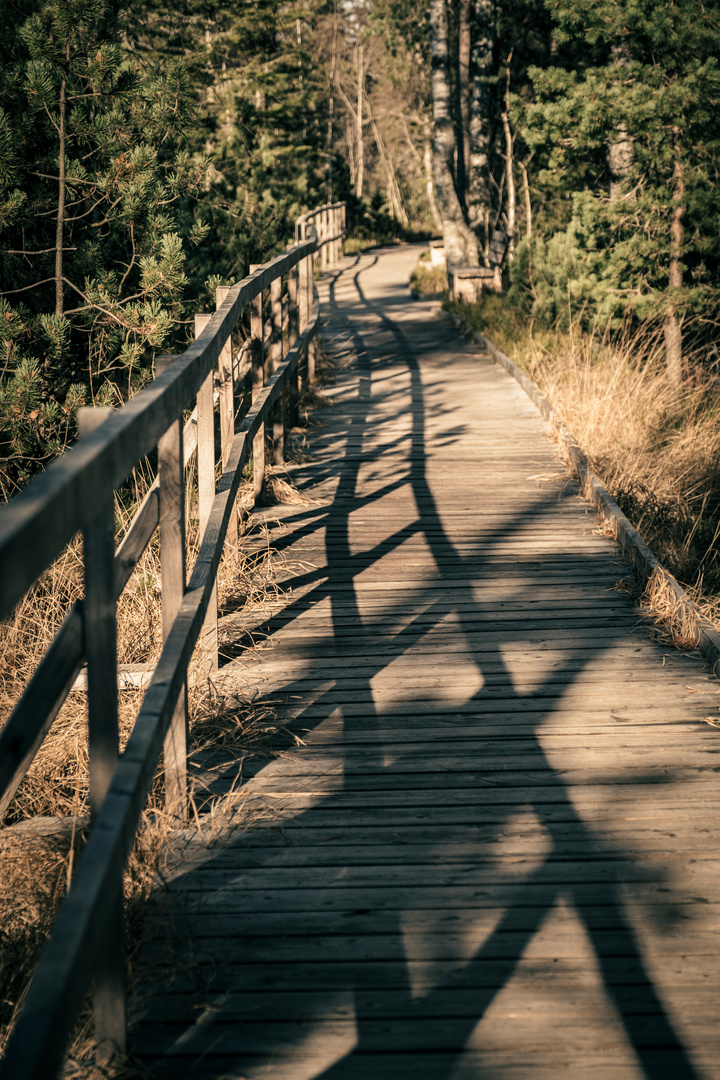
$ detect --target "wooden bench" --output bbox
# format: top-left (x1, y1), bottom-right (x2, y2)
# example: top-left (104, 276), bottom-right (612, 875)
top-left (447, 228), bottom-right (508, 301)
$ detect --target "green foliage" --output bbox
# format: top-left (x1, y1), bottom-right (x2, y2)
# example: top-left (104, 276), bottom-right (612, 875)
top-left (516, 0), bottom-right (720, 331)
top-left (443, 290), bottom-right (527, 357)
top-left (0, 0), bottom-right (207, 493)
top-left (125, 0), bottom-right (332, 285)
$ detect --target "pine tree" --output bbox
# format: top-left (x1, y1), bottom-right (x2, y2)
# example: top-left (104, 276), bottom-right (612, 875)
top-left (125, 0), bottom-right (333, 282)
top-left (0, 0), bottom-right (206, 493)
top-left (520, 0), bottom-right (720, 380)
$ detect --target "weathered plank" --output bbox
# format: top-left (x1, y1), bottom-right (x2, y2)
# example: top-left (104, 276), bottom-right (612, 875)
top-left (129, 244), bottom-right (720, 1080)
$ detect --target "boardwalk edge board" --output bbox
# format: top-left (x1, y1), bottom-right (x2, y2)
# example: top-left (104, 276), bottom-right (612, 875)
top-left (445, 310), bottom-right (720, 681)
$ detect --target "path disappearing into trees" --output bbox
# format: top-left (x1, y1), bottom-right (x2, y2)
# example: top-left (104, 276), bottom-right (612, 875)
top-left (132, 245), bottom-right (720, 1079)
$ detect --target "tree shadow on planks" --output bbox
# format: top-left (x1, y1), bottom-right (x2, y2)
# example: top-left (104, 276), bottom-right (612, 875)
top-left (131, 251), bottom-right (707, 1079)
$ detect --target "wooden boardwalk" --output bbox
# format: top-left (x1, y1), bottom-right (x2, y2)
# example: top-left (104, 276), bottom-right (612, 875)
top-left (132, 247), bottom-right (720, 1080)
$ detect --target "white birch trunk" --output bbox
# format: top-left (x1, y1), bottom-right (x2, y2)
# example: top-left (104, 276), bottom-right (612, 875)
top-left (430, 0), bottom-right (478, 266)
top-left (355, 43), bottom-right (364, 200)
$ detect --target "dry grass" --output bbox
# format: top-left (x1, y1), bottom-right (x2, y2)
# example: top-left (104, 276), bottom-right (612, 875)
top-left (446, 291), bottom-right (720, 610)
top-left (639, 566), bottom-right (703, 650)
top-left (410, 263), bottom-right (448, 297)
top-left (519, 325), bottom-right (720, 602)
top-left (0, 340), bottom-right (336, 1072)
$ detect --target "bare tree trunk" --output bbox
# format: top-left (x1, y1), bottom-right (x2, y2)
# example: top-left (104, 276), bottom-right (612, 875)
top-left (500, 58), bottom-right (515, 261)
top-left (370, 113), bottom-right (409, 226)
top-left (346, 119), bottom-right (356, 187)
top-left (607, 44), bottom-right (633, 201)
top-left (665, 126), bottom-right (684, 387)
top-left (519, 158), bottom-right (538, 300)
top-left (468, 0), bottom-right (494, 241)
top-left (456, 0), bottom-right (471, 210)
top-left (355, 43), bottom-right (364, 200)
top-left (520, 159), bottom-right (532, 239)
top-left (430, 0), bottom-right (478, 266)
top-left (55, 69), bottom-right (67, 317)
top-left (424, 133), bottom-right (443, 233)
top-left (608, 125), bottom-right (633, 200)
top-left (326, 5), bottom-right (338, 201)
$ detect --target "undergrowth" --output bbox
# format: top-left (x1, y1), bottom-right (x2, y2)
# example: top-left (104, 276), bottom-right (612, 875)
top-left (445, 291), bottom-right (720, 621)
top-left (410, 262), bottom-right (448, 297)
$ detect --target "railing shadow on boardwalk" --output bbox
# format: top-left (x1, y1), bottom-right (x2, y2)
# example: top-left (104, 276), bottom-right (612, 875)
top-left (132, 253), bottom-right (703, 1079)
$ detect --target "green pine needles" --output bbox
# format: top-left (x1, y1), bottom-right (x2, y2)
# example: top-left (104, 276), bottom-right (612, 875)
top-left (0, 0), bottom-right (208, 495)
top-left (515, 0), bottom-right (720, 372)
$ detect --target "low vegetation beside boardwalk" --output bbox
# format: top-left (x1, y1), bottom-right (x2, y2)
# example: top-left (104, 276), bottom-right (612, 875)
top-left (410, 261), bottom-right (449, 298)
top-left (445, 290), bottom-right (720, 625)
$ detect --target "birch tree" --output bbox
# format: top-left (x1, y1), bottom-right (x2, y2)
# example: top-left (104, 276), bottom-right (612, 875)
top-left (429, 0), bottom-right (479, 264)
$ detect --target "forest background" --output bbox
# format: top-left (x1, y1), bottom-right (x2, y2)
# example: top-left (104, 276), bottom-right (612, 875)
top-left (1, 0), bottom-right (720, 593)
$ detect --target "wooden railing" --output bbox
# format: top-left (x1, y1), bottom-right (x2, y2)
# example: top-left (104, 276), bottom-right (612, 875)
top-left (0, 201), bottom-right (346, 1078)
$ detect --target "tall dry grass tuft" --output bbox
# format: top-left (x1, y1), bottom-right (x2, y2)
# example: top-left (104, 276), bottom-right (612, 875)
top-left (521, 324), bottom-right (720, 605)
top-left (447, 290), bottom-right (720, 615)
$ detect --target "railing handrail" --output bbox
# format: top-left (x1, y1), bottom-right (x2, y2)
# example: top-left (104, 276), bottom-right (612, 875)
top-left (0, 242), bottom-right (311, 619)
top-left (0, 200), bottom-right (346, 1078)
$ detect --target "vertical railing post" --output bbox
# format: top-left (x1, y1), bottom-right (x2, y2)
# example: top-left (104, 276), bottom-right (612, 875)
top-left (216, 286), bottom-right (238, 563)
top-left (194, 315), bottom-right (218, 672)
top-left (77, 405), bottom-right (127, 1062)
top-left (335, 205), bottom-right (342, 265)
top-left (270, 275), bottom-right (284, 465)
top-left (250, 274), bottom-right (266, 505)
top-left (320, 209), bottom-right (327, 273)
top-left (287, 258), bottom-right (299, 437)
top-left (155, 355), bottom-right (188, 821)
top-left (329, 206), bottom-right (337, 268)
top-left (306, 225), bottom-right (316, 387)
top-left (298, 240), bottom-right (309, 340)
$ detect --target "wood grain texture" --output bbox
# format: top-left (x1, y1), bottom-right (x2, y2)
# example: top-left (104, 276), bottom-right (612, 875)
top-left (129, 246), bottom-right (720, 1080)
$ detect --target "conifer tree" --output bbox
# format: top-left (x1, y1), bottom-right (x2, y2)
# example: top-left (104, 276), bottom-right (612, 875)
top-left (124, 0), bottom-right (332, 282)
top-left (521, 0), bottom-right (720, 381)
top-left (0, 0), bottom-right (206, 493)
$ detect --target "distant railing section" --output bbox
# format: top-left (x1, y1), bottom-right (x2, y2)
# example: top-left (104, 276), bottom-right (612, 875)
top-left (0, 202), bottom-right (346, 1079)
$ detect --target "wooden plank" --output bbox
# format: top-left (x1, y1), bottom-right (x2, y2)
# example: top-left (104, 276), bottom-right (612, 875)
top-left (167, 833), bottom-right (720, 871)
top-left (127, 1052), bottom-right (712, 1080)
top-left (270, 276), bottom-right (284, 465)
top-left (77, 408), bottom-right (120, 820)
top-left (165, 856), bottom-right (720, 892)
top-left (227, 777), bottom-right (720, 810)
top-left (139, 926), bottom-right (720, 965)
top-left (163, 880), bottom-right (720, 918)
top-left (156, 356), bottom-right (188, 819)
top-left (76, 408), bottom-right (126, 1060)
top-left (135, 984), bottom-right (720, 1024)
